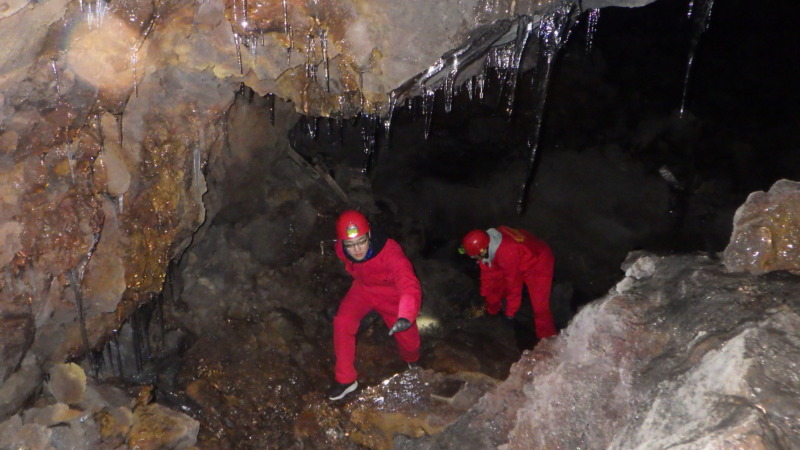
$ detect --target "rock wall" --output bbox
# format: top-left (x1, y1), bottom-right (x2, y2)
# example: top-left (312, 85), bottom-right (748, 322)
top-left (397, 179), bottom-right (800, 449)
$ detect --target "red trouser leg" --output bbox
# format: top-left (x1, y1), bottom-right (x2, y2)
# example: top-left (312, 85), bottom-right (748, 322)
top-left (503, 290), bottom-right (522, 317)
top-left (524, 274), bottom-right (556, 339)
top-left (375, 301), bottom-right (420, 363)
top-left (484, 295), bottom-right (503, 315)
top-left (332, 288), bottom-right (373, 384)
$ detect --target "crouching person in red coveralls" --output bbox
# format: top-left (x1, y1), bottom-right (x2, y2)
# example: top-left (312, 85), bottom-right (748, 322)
top-left (327, 210), bottom-right (422, 401)
top-left (460, 226), bottom-right (557, 340)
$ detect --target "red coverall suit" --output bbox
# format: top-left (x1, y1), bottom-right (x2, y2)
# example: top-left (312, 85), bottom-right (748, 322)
top-left (479, 226), bottom-right (557, 339)
top-left (333, 236), bottom-right (421, 384)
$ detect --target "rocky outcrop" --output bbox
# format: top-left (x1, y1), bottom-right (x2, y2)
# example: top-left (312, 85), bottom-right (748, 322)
top-left (0, 363), bottom-right (198, 448)
top-left (396, 250), bottom-right (800, 449)
top-left (724, 179), bottom-right (800, 275)
top-left (390, 179), bottom-right (800, 448)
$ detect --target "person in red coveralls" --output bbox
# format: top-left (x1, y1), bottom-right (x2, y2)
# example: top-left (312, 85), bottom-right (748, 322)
top-left (327, 210), bottom-right (422, 401)
top-left (460, 226), bottom-right (557, 340)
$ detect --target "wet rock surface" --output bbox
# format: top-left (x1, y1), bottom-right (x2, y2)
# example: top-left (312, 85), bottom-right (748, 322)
top-left (724, 179), bottom-right (800, 275)
top-left (0, 364), bottom-right (198, 449)
top-left (398, 252), bottom-right (800, 449)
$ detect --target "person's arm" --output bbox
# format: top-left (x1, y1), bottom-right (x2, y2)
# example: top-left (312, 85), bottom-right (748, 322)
top-left (479, 262), bottom-right (504, 304)
top-left (387, 241), bottom-right (422, 322)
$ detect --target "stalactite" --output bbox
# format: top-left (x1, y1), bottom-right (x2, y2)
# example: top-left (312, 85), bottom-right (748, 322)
top-left (422, 88), bottom-right (435, 140)
top-left (68, 268), bottom-right (98, 376)
top-left (680, 0), bottom-right (716, 118)
top-left (517, 1), bottom-right (578, 214)
top-left (113, 330), bottom-right (123, 378)
top-left (267, 93), bottom-right (275, 125)
top-left (585, 9), bottom-right (600, 54)
top-left (51, 60), bottom-right (60, 97)
top-left (321, 28), bottom-right (331, 92)
top-left (503, 16), bottom-right (534, 118)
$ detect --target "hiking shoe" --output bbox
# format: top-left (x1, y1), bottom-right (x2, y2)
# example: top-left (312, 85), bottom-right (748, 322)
top-left (407, 361), bottom-right (421, 370)
top-left (327, 380), bottom-right (358, 401)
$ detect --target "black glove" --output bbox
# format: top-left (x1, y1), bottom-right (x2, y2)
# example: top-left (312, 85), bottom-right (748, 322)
top-left (389, 318), bottom-right (411, 336)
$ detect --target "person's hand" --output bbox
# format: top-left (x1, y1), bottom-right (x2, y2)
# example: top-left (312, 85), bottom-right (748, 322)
top-left (389, 318), bottom-right (411, 336)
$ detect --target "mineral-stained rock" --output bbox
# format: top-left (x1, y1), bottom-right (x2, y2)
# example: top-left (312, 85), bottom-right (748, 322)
top-left (128, 402), bottom-right (199, 450)
top-left (724, 179), bottom-right (800, 275)
top-left (0, 312), bottom-right (34, 382)
top-left (22, 403), bottom-right (82, 427)
top-left (0, 360), bottom-right (42, 422)
top-left (94, 406), bottom-right (134, 443)
top-left (45, 362), bottom-right (87, 406)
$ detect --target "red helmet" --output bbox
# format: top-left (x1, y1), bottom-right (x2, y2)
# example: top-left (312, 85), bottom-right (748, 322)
top-left (336, 210), bottom-right (371, 240)
top-left (461, 229), bottom-right (489, 257)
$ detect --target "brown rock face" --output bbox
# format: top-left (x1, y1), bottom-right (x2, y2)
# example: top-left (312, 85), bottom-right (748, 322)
top-left (0, 0), bottom-right (659, 382)
top-left (724, 179), bottom-right (800, 275)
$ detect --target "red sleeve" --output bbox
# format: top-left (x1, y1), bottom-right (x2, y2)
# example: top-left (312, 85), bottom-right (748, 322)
top-left (385, 240), bottom-right (422, 321)
top-left (491, 242), bottom-right (525, 307)
top-left (479, 262), bottom-right (504, 300)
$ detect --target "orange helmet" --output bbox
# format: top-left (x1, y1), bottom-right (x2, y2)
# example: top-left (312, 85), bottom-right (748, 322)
top-left (336, 210), bottom-right (370, 240)
top-left (461, 229), bottom-right (489, 257)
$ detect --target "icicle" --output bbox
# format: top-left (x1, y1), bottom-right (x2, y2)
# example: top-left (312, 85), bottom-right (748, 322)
top-left (686, 0), bottom-right (695, 18)
top-left (422, 88), bottom-right (435, 139)
top-left (443, 62), bottom-right (458, 113)
top-left (476, 71), bottom-right (486, 99)
top-left (361, 114), bottom-right (379, 173)
top-left (232, 0), bottom-right (239, 31)
top-left (132, 14), bottom-right (156, 99)
top-left (282, 0), bottom-right (289, 37)
top-left (503, 16), bottom-right (534, 118)
top-left (307, 116), bottom-right (318, 140)
top-left (66, 142), bottom-right (76, 183)
top-left (517, 1), bottom-right (578, 214)
top-left (68, 269), bottom-right (93, 373)
top-left (51, 60), bottom-right (61, 96)
top-left (383, 92), bottom-right (397, 146)
top-left (95, 0), bottom-right (108, 28)
top-left (267, 93), bottom-right (275, 125)
top-left (305, 32), bottom-right (317, 81)
top-left (113, 330), bottom-right (123, 378)
top-left (585, 9), bottom-right (600, 54)
top-left (130, 314), bottom-right (142, 374)
top-left (118, 194), bottom-right (123, 215)
top-left (115, 114), bottom-right (123, 147)
top-left (358, 71), bottom-right (365, 111)
top-left (67, 228), bottom-right (101, 377)
top-left (132, 52), bottom-right (138, 98)
top-left (90, 348), bottom-right (103, 378)
top-left (283, 0), bottom-right (293, 64)
top-left (465, 77), bottom-right (474, 101)
top-left (233, 33), bottom-right (243, 75)
top-left (105, 341), bottom-right (115, 377)
top-left (680, 0), bottom-right (715, 118)
top-left (248, 35), bottom-right (258, 63)
top-left (193, 145), bottom-right (201, 197)
top-left (321, 28), bottom-right (331, 92)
